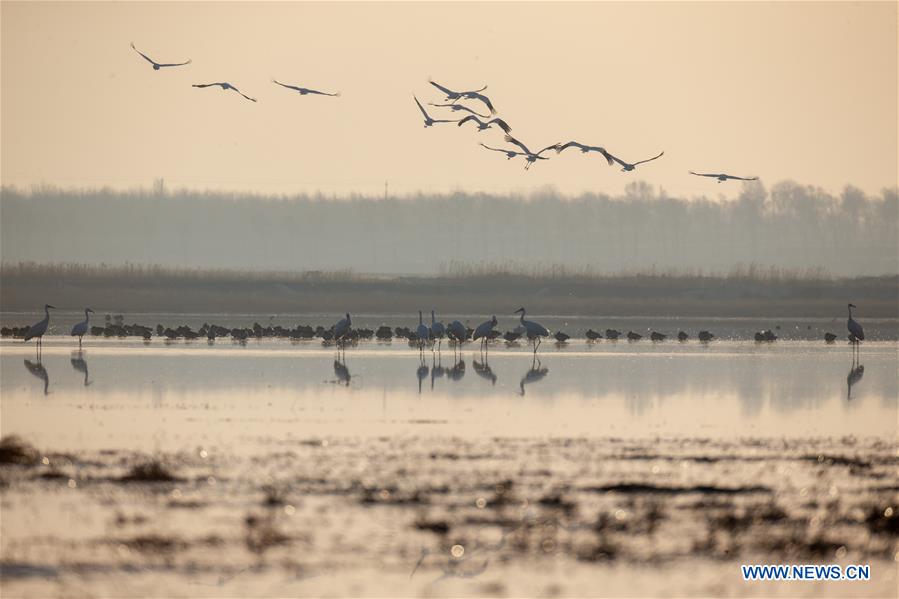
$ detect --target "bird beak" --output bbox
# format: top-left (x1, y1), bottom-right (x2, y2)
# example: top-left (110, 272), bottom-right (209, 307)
top-left (47, 305), bottom-right (56, 309)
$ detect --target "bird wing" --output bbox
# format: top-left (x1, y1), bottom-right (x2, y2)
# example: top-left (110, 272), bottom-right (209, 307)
top-left (192, 83), bottom-right (223, 89)
top-left (157, 59), bottom-right (191, 67)
top-left (428, 79), bottom-right (457, 96)
top-left (231, 86), bottom-right (256, 102)
top-left (414, 95), bottom-right (431, 119)
top-left (729, 175), bottom-right (758, 181)
top-left (689, 171), bottom-right (719, 178)
top-left (535, 143), bottom-right (559, 156)
top-left (503, 135), bottom-right (533, 155)
top-left (272, 79), bottom-right (303, 92)
top-left (467, 92), bottom-right (496, 114)
top-left (130, 43), bottom-right (158, 66)
top-left (490, 118), bottom-right (512, 133)
top-left (480, 143), bottom-right (522, 156)
top-left (605, 151), bottom-right (628, 168)
top-left (555, 141), bottom-right (584, 153)
top-left (458, 115), bottom-right (482, 127)
top-left (632, 151), bottom-right (665, 166)
top-left (453, 104), bottom-right (490, 117)
top-left (307, 88), bottom-right (340, 97)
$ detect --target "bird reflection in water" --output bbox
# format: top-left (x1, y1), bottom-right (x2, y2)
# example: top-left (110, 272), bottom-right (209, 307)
top-left (519, 357), bottom-right (549, 396)
top-left (416, 358), bottom-right (429, 394)
top-left (473, 359), bottom-right (497, 386)
top-left (847, 357), bottom-right (864, 401)
top-left (24, 358), bottom-right (49, 395)
top-left (332, 357), bottom-right (351, 387)
top-left (70, 351), bottom-right (92, 387)
top-left (446, 359), bottom-right (465, 382)
top-left (430, 354), bottom-right (445, 390)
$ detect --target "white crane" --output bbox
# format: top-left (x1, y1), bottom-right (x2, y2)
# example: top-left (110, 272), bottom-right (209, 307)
top-left (473, 315), bottom-right (498, 355)
top-left (447, 320), bottom-right (468, 357)
top-left (272, 79), bottom-right (340, 97)
top-left (555, 141), bottom-right (615, 164)
top-left (847, 303), bottom-right (864, 361)
top-left (416, 311), bottom-right (430, 352)
top-left (514, 307), bottom-right (550, 354)
top-left (430, 311), bottom-right (446, 351)
top-left (429, 102), bottom-right (490, 118)
top-left (24, 304), bottom-right (55, 351)
top-left (130, 42), bottom-right (191, 70)
top-left (71, 308), bottom-right (94, 348)
top-left (414, 95), bottom-right (457, 127)
top-left (606, 150), bottom-right (664, 172)
top-left (428, 80), bottom-right (495, 113)
top-left (192, 82), bottom-right (257, 102)
top-left (690, 171), bottom-right (758, 183)
top-left (457, 115), bottom-right (512, 133)
top-left (334, 313), bottom-right (352, 353)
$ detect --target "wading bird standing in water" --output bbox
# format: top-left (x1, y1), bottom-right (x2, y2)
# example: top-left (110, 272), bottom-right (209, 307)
top-left (416, 311), bottom-right (430, 353)
top-left (71, 308), bottom-right (94, 348)
top-left (24, 304), bottom-right (55, 353)
top-left (847, 303), bottom-right (864, 360)
top-left (192, 82), bottom-right (257, 102)
top-left (333, 313), bottom-right (352, 355)
top-left (473, 316), bottom-right (498, 356)
top-left (689, 171), bottom-right (758, 183)
top-left (130, 42), bottom-right (191, 70)
top-left (414, 96), bottom-right (457, 127)
top-left (447, 320), bottom-right (468, 357)
top-left (272, 79), bottom-right (340, 97)
top-left (514, 307), bottom-right (550, 355)
top-left (430, 311), bottom-right (446, 352)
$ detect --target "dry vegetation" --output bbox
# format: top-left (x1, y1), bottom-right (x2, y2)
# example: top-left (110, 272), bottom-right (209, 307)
top-left (2, 261), bottom-right (896, 317)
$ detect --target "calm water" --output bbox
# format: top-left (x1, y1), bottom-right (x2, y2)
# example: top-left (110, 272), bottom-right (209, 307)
top-left (1, 335), bottom-right (897, 597)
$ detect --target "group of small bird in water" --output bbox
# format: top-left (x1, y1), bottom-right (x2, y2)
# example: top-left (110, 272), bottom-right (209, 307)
top-left (5, 304), bottom-right (866, 358)
top-left (130, 40), bottom-right (757, 181)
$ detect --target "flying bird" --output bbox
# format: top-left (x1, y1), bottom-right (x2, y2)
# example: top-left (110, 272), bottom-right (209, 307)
top-left (479, 143), bottom-right (526, 160)
top-left (555, 141), bottom-right (615, 165)
top-left (690, 171), bottom-right (758, 183)
top-left (428, 79), bottom-right (486, 100)
top-left (427, 79), bottom-right (495, 114)
top-left (457, 115), bottom-right (512, 133)
top-left (130, 42), bottom-right (191, 70)
top-left (501, 135), bottom-right (559, 170)
top-left (413, 95), bottom-right (457, 127)
top-left (192, 82), bottom-right (256, 102)
top-left (429, 103), bottom-right (490, 118)
top-left (272, 79), bottom-right (340, 97)
top-left (606, 150), bottom-right (665, 172)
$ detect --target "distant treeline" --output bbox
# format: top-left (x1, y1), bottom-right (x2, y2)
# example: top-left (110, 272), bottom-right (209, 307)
top-left (2, 262), bottom-right (896, 317)
top-left (1, 182), bottom-right (896, 276)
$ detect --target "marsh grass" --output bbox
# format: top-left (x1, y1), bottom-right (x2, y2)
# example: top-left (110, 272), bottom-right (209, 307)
top-left (3, 261), bottom-right (896, 317)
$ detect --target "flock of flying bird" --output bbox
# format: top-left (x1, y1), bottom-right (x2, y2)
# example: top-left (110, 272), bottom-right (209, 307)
top-left (11, 45), bottom-right (856, 357)
top-left (131, 41), bottom-right (757, 180)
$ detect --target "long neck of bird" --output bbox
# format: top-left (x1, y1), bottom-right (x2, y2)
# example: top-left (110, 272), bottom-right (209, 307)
top-left (848, 306), bottom-right (853, 318)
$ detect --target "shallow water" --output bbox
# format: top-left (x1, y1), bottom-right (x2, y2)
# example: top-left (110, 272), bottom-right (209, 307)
top-left (1, 337), bottom-right (897, 597)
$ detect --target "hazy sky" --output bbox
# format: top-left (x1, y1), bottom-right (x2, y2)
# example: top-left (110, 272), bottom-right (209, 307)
top-left (2, 1), bottom-right (896, 198)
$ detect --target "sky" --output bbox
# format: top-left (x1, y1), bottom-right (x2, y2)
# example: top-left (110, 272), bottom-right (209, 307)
top-left (1, 1), bottom-right (897, 199)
